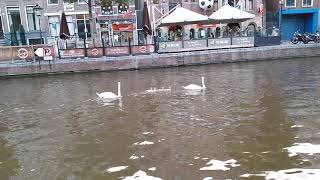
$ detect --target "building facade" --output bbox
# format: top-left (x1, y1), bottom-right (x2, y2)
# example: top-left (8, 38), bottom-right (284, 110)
top-left (279, 0), bottom-right (319, 40)
top-left (0, 0), bottom-right (43, 45)
top-left (0, 0), bottom-right (287, 46)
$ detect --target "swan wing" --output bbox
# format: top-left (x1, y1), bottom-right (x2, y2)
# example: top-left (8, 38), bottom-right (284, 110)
top-left (183, 84), bottom-right (202, 90)
top-left (96, 92), bottom-right (118, 99)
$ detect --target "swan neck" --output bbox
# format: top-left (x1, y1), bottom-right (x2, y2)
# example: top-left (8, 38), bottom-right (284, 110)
top-left (118, 82), bottom-right (121, 97)
top-left (202, 78), bottom-right (206, 89)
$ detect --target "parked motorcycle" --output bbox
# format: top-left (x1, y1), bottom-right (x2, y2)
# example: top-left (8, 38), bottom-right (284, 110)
top-left (291, 31), bottom-right (307, 44)
top-left (303, 31), bottom-right (320, 44)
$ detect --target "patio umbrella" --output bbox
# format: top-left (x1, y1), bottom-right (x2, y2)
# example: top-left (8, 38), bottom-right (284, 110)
top-left (209, 4), bottom-right (255, 23)
top-left (142, 2), bottom-right (152, 37)
top-left (159, 7), bottom-right (208, 26)
top-left (59, 12), bottom-right (70, 40)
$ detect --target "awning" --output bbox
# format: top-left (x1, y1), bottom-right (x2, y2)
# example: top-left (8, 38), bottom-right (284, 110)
top-left (159, 7), bottom-right (208, 26)
top-left (112, 24), bottom-right (134, 32)
top-left (209, 4), bottom-right (255, 23)
top-left (44, 11), bottom-right (89, 16)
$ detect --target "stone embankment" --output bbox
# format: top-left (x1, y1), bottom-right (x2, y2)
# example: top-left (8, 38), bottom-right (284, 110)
top-left (1, 43), bottom-right (319, 77)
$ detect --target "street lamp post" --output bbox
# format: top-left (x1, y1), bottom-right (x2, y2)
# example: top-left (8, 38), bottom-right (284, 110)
top-left (34, 4), bottom-right (43, 44)
top-left (279, 0), bottom-right (283, 38)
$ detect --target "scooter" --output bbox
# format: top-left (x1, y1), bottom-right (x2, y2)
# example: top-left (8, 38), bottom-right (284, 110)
top-left (291, 31), bottom-right (308, 44)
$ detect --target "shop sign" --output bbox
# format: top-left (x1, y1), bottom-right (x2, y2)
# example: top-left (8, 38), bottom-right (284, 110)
top-left (232, 37), bottom-right (254, 46)
top-left (11, 46), bottom-right (34, 61)
top-left (60, 49), bottom-right (85, 58)
top-left (184, 40), bottom-right (206, 49)
top-left (0, 47), bottom-right (12, 61)
top-left (112, 24), bottom-right (134, 32)
top-left (131, 45), bottom-right (154, 55)
top-left (196, 24), bottom-right (217, 28)
top-left (158, 41), bottom-right (183, 53)
top-left (208, 38), bottom-right (231, 48)
top-left (34, 45), bottom-right (55, 60)
top-left (64, 3), bottom-right (75, 11)
top-left (105, 47), bottom-right (129, 56)
top-left (87, 48), bottom-right (103, 58)
top-left (148, 45), bottom-right (155, 53)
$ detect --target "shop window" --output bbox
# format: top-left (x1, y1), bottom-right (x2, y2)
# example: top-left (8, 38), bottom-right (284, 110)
top-left (48, 0), bottom-right (58, 4)
top-left (247, 24), bottom-right (255, 36)
top-left (198, 28), bottom-right (206, 39)
top-left (303, 0), bottom-right (312, 6)
top-left (215, 27), bottom-right (220, 38)
top-left (190, 29), bottom-right (195, 39)
top-left (285, 0), bottom-right (295, 7)
top-left (26, 6), bottom-right (40, 31)
top-left (228, 0), bottom-right (234, 6)
top-left (208, 28), bottom-right (213, 38)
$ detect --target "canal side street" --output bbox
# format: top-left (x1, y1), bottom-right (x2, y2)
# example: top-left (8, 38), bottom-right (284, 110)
top-left (1, 43), bottom-right (320, 77)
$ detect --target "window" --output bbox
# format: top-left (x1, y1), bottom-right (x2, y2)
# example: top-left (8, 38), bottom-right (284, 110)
top-left (26, 6), bottom-right (40, 31)
top-left (76, 14), bottom-right (91, 39)
top-left (101, 5), bottom-right (113, 15)
top-left (66, 15), bottom-right (75, 36)
top-left (79, 0), bottom-right (87, 3)
top-left (153, 0), bottom-right (160, 4)
top-left (0, 16), bottom-right (3, 39)
top-left (48, 16), bottom-right (60, 37)
top-left (28, 38), bottom-right (43, 45)
top-left (48, 0), bottom-right (58, 4)
top-left (303, 0), bottom-right (312, 6)
top-left (118, 4), bottom-right (129, 14)
top-left (248, 0), bottom-right (253, 10)
top-left (285, 0), bottom-right (295, 7)
top-left (214, 0), bottom-right (218, 10)
top-left (228, 0), bottom-right (234, 6)
top-left (7, 7), bottom-right (21, 32)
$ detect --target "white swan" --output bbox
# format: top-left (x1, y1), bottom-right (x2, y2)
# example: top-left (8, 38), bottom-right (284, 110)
top-left (96, 82), bottom-right (122, 99)
top-left (145, 86), bottom-right (171, 93)
top-left (183, 77), bottom-right (206, 91)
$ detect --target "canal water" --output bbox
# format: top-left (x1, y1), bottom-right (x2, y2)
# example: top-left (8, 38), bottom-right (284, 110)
top-left (1, 58), bottom-right (320, 180)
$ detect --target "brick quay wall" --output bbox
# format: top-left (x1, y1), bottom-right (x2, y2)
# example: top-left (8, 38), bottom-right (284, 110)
top-left (1, 43), bottom-right (320, 77)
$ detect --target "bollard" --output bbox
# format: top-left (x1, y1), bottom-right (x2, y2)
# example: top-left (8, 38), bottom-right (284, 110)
top-left (84, 38), bottom-right (87, 58)
top-left (102, 38), bottom-right (106, 57)
top-left (128, 38), bottom-right (132, 55)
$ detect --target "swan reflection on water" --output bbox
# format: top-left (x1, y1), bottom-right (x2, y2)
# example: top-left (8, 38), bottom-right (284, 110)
top-left (97, 97), bottom-right (123, 108)
top-left (183, 89), bottom-right (206, 96)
